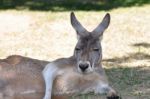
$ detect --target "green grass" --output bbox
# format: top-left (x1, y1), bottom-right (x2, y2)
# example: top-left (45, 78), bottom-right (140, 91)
top-left (0, 0), bottom-right (150, 11)
top-left (0, 4), bottom-right (150, 99)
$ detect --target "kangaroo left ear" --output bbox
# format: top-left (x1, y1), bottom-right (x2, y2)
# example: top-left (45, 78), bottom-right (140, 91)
top-left (92, 13), bottom-right (110, 38)
top-left (70, 12), bottom-right (88, 38)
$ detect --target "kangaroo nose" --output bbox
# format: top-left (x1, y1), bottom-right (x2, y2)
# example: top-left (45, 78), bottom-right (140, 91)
top-left (79, 63), bottom-right (89, 72)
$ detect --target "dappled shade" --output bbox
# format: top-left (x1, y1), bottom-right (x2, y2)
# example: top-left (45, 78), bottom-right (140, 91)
top-left (101, 42), bottom-right (150, 98)
top-left (105, 66), bottom-right (150, 99)
top-left (0, 0), bottom-right (150, 11)
top-left (103, 42), bottom-right (150, 67)
top-left (132, 42), bottom-right (150, 48)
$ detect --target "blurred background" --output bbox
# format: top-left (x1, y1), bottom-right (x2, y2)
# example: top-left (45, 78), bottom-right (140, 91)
top-left (0, 0), bottom-right (150, 99)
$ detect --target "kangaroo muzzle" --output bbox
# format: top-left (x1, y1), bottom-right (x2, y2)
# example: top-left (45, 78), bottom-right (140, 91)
top-left (78, 61), bottom-right (92, 73)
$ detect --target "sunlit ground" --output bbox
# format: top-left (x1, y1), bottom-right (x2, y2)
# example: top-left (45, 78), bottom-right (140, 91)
top-left (0, 4), bottom-right (150, 99)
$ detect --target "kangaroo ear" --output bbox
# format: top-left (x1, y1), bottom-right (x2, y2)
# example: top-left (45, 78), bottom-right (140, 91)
top-left (92, 13), bottom-right (110, 38)
top-left (70, 12), bottom-right (88, 37)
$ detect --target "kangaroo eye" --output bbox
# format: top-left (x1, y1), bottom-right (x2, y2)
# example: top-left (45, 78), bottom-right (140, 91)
top-left (93, 48), bottom-right (99, 51)
top-left (75, 48), bottom-right (81, 51)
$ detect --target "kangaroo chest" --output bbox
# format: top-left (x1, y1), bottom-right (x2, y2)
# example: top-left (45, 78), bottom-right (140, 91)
top-left (52, 68), bottom-right (103, 95)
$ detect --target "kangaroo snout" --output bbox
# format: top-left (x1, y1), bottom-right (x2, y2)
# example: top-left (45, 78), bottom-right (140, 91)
top-left (79, 62), bottom-right (89, 72)
top-left (78, 61), bottom-right (91, 73)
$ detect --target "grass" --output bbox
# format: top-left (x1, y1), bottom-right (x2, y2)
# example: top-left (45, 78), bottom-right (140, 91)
top-left (0, 0), bottom-right (150, 11)
top-left (0, 4), bottom-right (150, 99)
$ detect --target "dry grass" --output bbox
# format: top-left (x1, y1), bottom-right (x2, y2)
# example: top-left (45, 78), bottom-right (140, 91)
top-left (0, 4), bottom-right (150, 99)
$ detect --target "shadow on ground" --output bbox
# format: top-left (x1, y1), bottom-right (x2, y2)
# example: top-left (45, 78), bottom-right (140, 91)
top-left (132, 42), bottom-right (150, 48)
top-left (0, 0), bottom-right (150, 11)
top-left (105, 66), bottom-right (150, 98)
top-left (102, 42), bottom-right (150, 99)
top-left (103, 42), bottom-right (150, 67)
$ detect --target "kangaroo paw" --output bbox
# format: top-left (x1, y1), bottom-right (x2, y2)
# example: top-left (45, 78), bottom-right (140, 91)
top-left (107, 95), bottom-right (121, 99)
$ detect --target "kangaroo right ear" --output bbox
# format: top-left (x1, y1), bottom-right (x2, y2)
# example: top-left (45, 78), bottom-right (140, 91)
top-left (70, 12), bottom-right (88, 37)
top-left (92, 13), bottom-right (110, 38)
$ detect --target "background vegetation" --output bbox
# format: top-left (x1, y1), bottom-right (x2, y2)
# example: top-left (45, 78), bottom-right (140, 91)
top-left (0, 0), bottom-right (150, 99)
top-left (0, 0), bottom-right (150, 11)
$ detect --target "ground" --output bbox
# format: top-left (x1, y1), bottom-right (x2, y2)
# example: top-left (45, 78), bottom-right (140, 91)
top-left (0, 4), bottom-right (150, 99)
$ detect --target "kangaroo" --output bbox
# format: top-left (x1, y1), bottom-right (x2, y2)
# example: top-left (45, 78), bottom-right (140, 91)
top-left (0, 12), bottom-right (120, 99)
top-left (42, 12), bottom-right (120, 99)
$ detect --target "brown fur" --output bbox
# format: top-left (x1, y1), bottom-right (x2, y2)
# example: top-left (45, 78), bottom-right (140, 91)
top-left (0, 55), bottom-right (48, 99)
top-left (0, 55), bottom-right (108, 99)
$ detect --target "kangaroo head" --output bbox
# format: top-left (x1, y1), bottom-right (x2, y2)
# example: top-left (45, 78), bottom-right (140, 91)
top-left (71, 12), bottom-right (110, 73)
